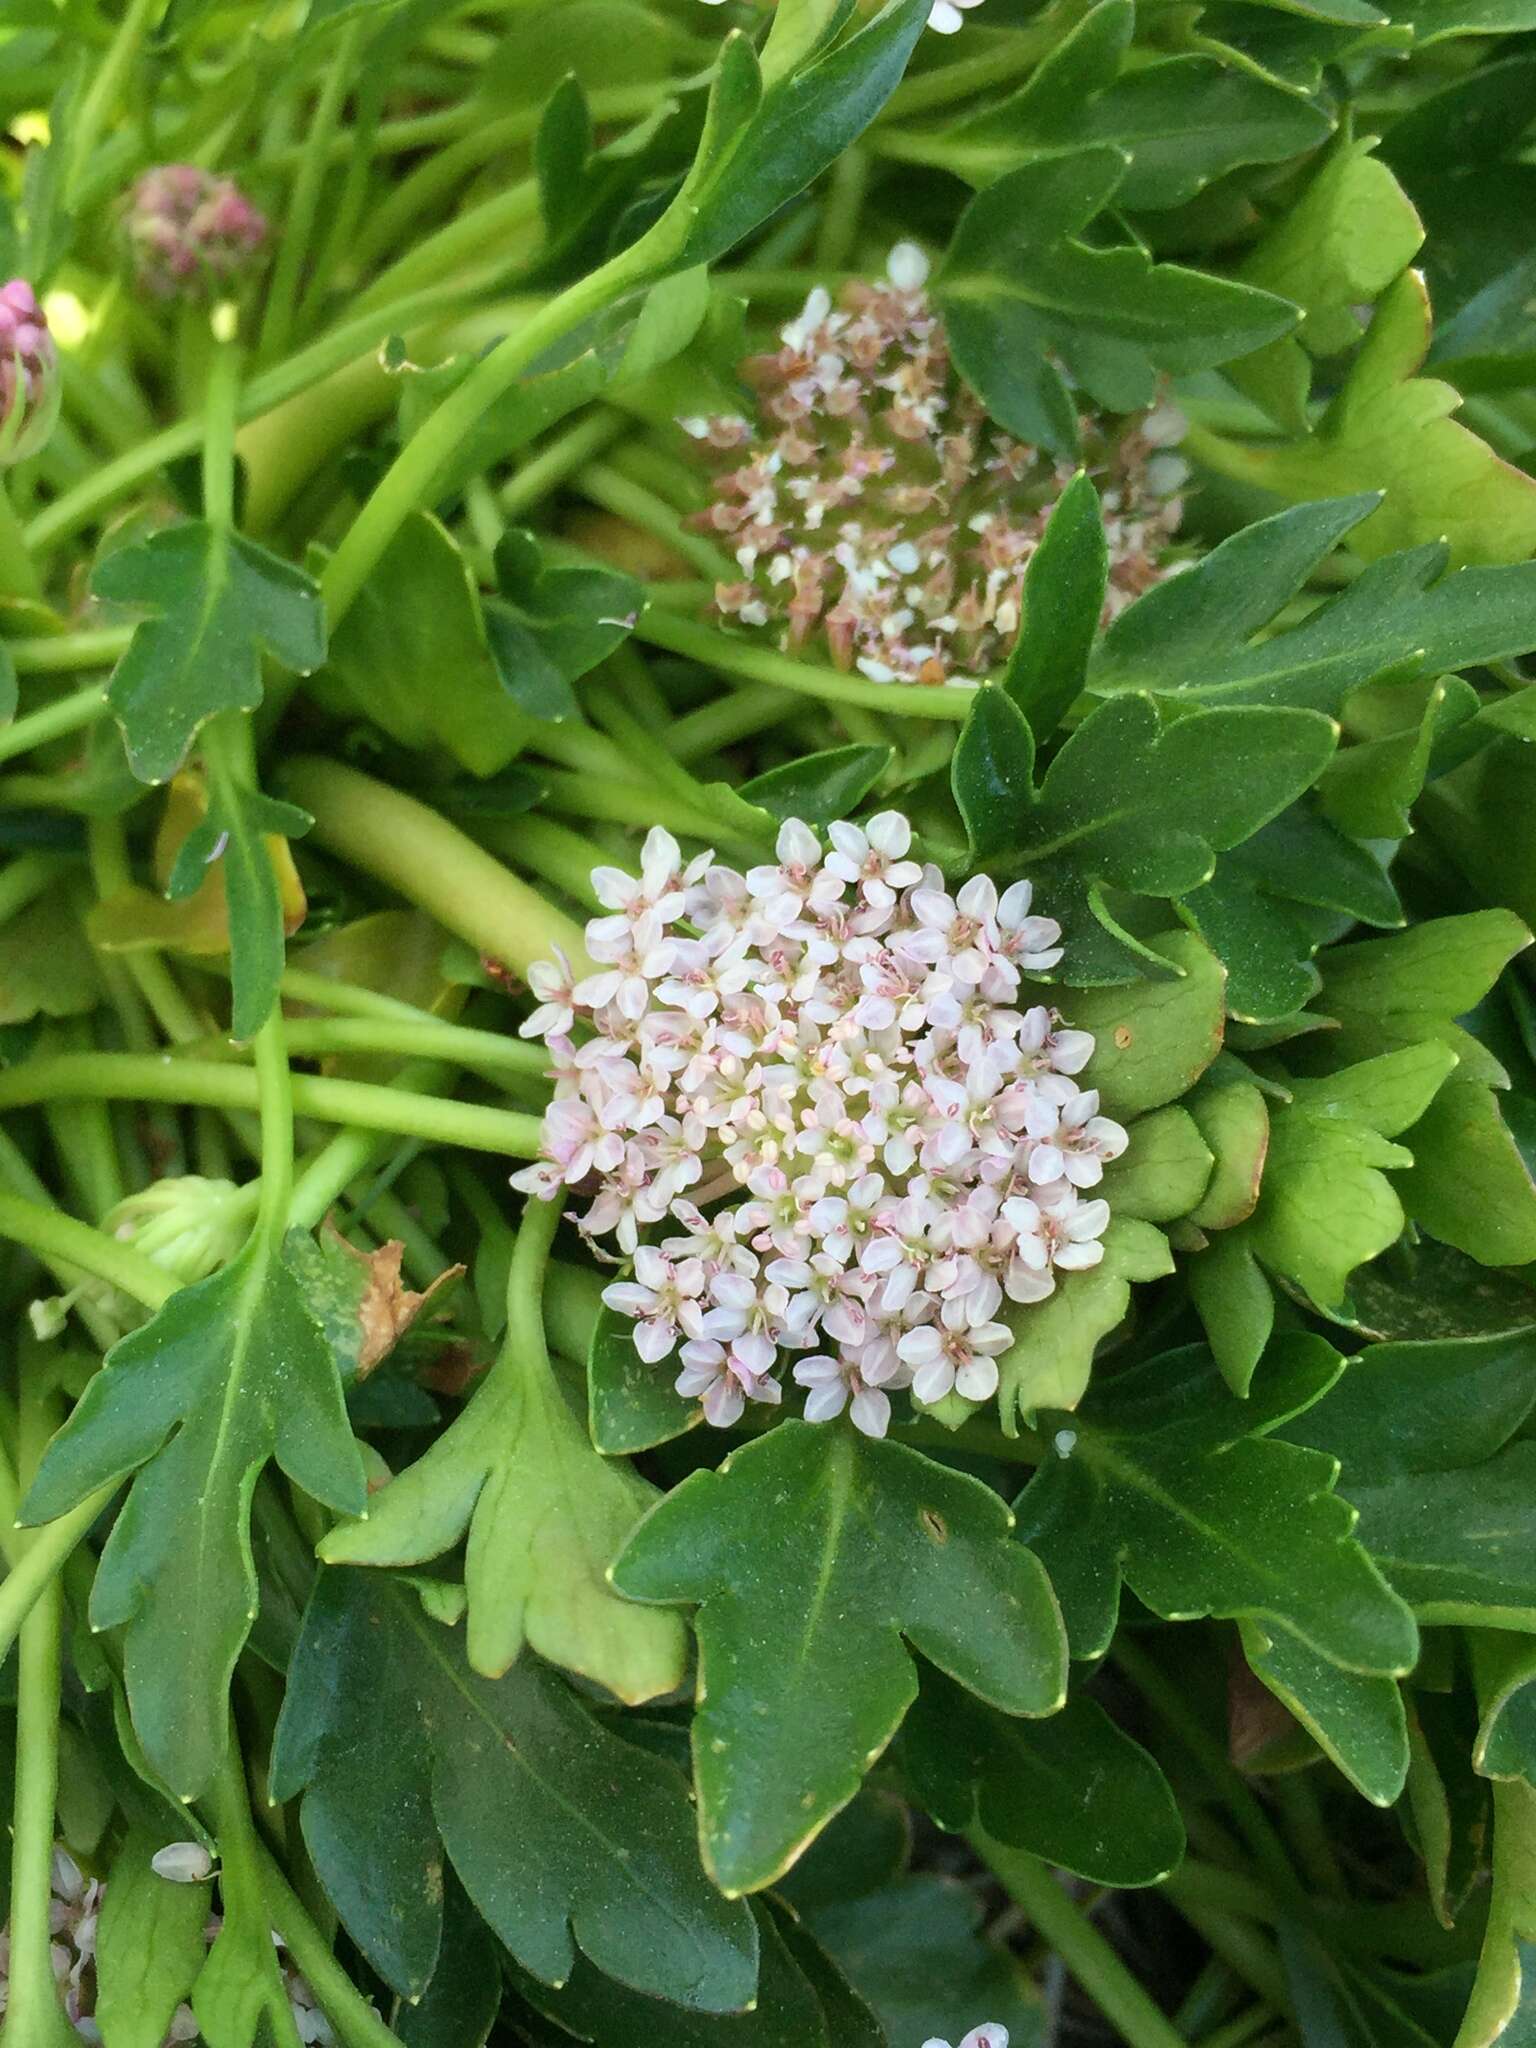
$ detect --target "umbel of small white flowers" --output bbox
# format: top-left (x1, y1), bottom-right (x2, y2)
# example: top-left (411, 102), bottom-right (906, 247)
top-left (926, 2027), bottom-right (1008, 2048)
top-left (680, 241), bottom-right (1186, 691)
top-left (512, 815), bottom-right (1126, 1438)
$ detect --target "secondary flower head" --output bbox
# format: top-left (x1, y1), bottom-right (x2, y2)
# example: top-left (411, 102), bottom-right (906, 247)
top-left (29, 1175), bottom-right (250, 1343)
top-left (513, 814), bottom-right (1125, 1437)
top-left (0, 279), bottom-right (59, 466)
top-left (924, 2029), bottom-right (1008, 2048)
top-left (682, 243), bottom-right (1186, 690)
top-left (124, 165), bottom-right (269, 300)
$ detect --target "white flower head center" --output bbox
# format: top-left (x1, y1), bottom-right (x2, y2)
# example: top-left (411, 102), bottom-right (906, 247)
top-left (513, 816), bottom-right (1126, 1438)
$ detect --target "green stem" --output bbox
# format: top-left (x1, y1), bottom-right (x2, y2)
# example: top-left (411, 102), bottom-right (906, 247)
top-left (2, 1386), bottom-right (80, 2048)
top-left (0, 1055), bottom-right (543, 1156)
top-left (66, 0), bottom-right (164, 201)
top-left (1160, 1870), bottom-right (1292, 2014)
top-left (475, 814), bottom-right (606, 912)
top-left (535, 765), bottom-right (769, 851)
top-left (0, 850), bottom-right (70, 923)
top-left (500, 410), bottom-right (629, 520)
top-left (574, 462), bottom-right (731, 579)
top-left (0, 1486), bottom-right (118, 1676)
top-left (251, 1012), bottom-right (296, 1244)
top-left (177, 1013), bottom-right (550, 1079)
top-left (87, 815), bottom-right (208, 1044)
top-left (25, 280), bottom-right (492, 557)
top-left (355, 175), bottom-right (542, 313)
top-left (0, 1187), bottom-right (176, 1309)
top-left (1196, 2008), bottom-right (1281, 2048)
top-left (320, 239), bottom-right (664, 628)
top-left (279, 756), bottom-right (593, 975)
top-left (669, 681), bottom-right (801, 762)
top-left (0, 683), bottom-right (108, 765)
top-left (0, 475), bottom-right (43, 600)
top-left (634, 606), bottom-right (979, 721)
top-left (258, 1852), bottom-right (406, 2048)
top-left (970, 1831), bottom-right (1191, 2048)
top-left (286, 1062), bottom-right (449, 1232)
top-left (205, 1745), bottom-right (306, 2048)
top-left (882, 9), bottom-right (1071, 117)
top-left (814, 142), bottom-right (870, 270)
top-left (259, 23), bottom-right (361, 362)
top-left (505, 1186), bottom-right (562, 1353)
top-left (11, 627), bottom-right (134, 672)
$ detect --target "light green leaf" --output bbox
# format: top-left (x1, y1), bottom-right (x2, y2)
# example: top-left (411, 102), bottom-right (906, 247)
top-left (611, 1421), bottom-right (1067, 1895)
top-left (994, 1217), bottom-right (1175, 1426)
top-left (95, 1827), bottom-right (213, 2048)
top-left (1061, 930), bottom-right (1227, 1118)
top-left (1189, 1231), bottom-right (1276, 1397)
top-left (1099, 1105), bottom-right (1214, 1221)
top-left (22, 1241), bottom-right (366, 1800)
top-left (1244, 1043), bottom-right (1458, 1310)
top-left (1321, 672), bottom-right (1481, 839)
top-left (1198, 271), bottom-right (1536, 568)
top-left (1399, 1072), bottom-right (1536, 1267)
top-left (1228, 137), bottom-right (1424, 431)
top-left (1454, 1780), bottom-right (1536, 2048)
top-left (96, 524), bottom-right (326, 786)
top-left (320, 1317), bottom-right (686, 1704)
top-left (165, 781), bottom-right (311, 1042)
top-left (1187, 1077), bottom-right (1270, 1228)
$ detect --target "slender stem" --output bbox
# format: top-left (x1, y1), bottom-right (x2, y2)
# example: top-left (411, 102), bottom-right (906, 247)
top-left (356, 175), bottom-right (542, 314)
top-left (320, 243), bottom-right (659, 627)
top-left (0, 1487), bottom-right (118, 1672)
top-left (251, 1013), bottom-right (296, 1244)
top-left (635, 606), bottom-right (979, 721)
top-left (258, 1852), bottom-right (406, 2048)
top-left (536, 765), bottom-right (770, 852)
top-left (66, 0), bottom-right (164, 200)
top-left (2, 1386), bottom-right (78, 2048)
top-left (668, 682), bottom-right (800, 763)
top-left (279, 756), bottom-right (593, 974)
top-left (0, 1055), bottom-right (543, 1156)
top-left (205, 1745), bottom-right (305, 2048)
top-left (501, 410), bottom-right (629, 520)
top-left (25, 281), bottom-right (491, 556)
top-left (574, 462), bottom-right (731, 579)
top-left (814, 143), bottom-right (870, 271)
top-left (286, 1062), bottom-right (448, 1232)
top-left (1196, 2010), bottom-right (1280, 2048)
top-left (177, 1013), bottom-right (550, 1078)
top-left (505, 1187), bottom-right (562, 1356)
top-left (259, 24), bottom-right (360, 362)
top-left (10, 628), bottom-right (134, 672)
top-left (0, 475), bottom-right (43, 600)
top-left (882, 12), bottom-right (1066, 117)
top-left (0, 850), bottom-right (70, 924)
top-left (1160, 1871), bottom-right (1292, 2014)
top-left (0, 684), bottom-right (108, 765)
top-left (0, 1188), bottom-right (176, 1309)
top-left (87, 815), bottom-right (208, 1044)
top-left (972, 1832), bottom-right (1191, 2048)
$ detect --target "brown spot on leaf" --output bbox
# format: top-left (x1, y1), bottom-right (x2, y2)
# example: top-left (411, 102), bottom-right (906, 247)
top-left (919, 1507), bottom-right (948, 1544)
top-left (328, 1231), bottom-right (465, 1378)
top-left (1114, 1024), bottom-right (1134, 1050)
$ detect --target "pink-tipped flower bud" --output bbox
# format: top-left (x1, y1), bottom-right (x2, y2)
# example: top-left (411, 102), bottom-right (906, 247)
top-left (124, 164), bottom-right (269, 301)
top-left (0, 278), bottom-right (59, 466)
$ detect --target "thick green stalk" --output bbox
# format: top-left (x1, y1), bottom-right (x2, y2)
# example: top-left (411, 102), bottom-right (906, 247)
top-left (971, 1832), bottom-right (1192, 2048)
top-left (0, 1187), bottom-right (176, 1310)
top-left (177, 1014), bottom-right (550, 1080)
top-left (279, 756), bottom-right (593, 974)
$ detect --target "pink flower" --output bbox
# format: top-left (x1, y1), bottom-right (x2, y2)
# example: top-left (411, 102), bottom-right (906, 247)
top-left (793, 1353), bottom-right (892, 1438)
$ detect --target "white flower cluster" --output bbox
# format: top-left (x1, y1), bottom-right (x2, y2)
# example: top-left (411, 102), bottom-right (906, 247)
top-left (925, 2030), bottom-right (1007, 2048)
top-left (512, 815), bottom-right (1125, 1438)
top-left (0, 1848), bottom-right (332, 2045)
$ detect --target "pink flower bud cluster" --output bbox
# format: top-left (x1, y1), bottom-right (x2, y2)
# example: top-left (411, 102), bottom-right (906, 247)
top-left (682, 244), bottom-right (1186, 690)
top-left (0, 279), bottom-right (58, 466)
top-left (124, 165), bottom-right (268, 301)
top-left (0, 1848), bottom-right (333, 2045)
top-left (512, 814), bottom-right (1126, 1438)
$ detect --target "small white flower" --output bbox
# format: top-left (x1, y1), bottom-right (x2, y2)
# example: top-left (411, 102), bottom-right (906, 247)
top-left (923, 2029), bottom-right (1009, 2048)
top-left (927, 0), bottom-right (986, 28)
top-left (151, 1841), bottom-right (215, 1884)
